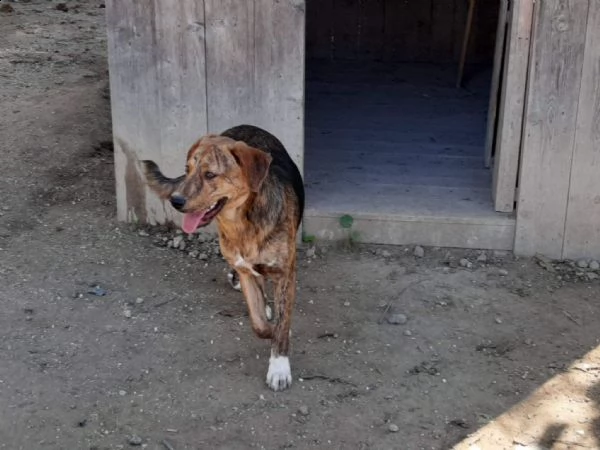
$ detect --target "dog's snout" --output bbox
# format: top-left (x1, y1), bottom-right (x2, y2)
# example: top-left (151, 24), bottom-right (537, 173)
top-left (170, 194), bottom-right (186, 211)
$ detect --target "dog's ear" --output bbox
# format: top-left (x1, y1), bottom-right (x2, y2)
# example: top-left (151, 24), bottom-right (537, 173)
top-left (141, 160), bottom-right (184, 199)
top-left (230, 142), bottom-right (272, 193)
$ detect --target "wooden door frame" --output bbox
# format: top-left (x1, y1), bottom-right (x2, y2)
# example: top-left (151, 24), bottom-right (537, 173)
top-left (484, 0), bottom-right (535, 213)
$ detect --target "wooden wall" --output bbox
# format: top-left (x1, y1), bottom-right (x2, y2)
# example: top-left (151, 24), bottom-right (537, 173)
top-left (306, 0), bottom-right (500, 63)
top-left (515, 0), bottom-right (600, 260)
top-left (106, 0), bottom-right (305, 224)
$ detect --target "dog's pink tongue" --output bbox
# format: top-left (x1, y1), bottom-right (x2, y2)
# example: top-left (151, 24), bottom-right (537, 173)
top-left (182, 212), bottom-right (206, 234)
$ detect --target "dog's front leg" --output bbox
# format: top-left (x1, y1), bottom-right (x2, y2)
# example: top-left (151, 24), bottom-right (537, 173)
top-left (238, 272), bottom-right (273, 340)
top-left (266, 266), bottom-right (296, 391)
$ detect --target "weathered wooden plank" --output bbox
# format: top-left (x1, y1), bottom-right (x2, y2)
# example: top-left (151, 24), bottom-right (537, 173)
top-left (106, 0), bottom-right (208, 223)
top-left (204, 1), bottom-right (255, 130)
top-left (304, 214), bottom-right (515, 250)
top-left (514, 0), bottom-right (589, 258)
top-left (492, 0), bottom-right (534, 212)
top-left (253, 0), bottom-right (305, 168)
top-left (483, 0), bottom-right (508, 168)
top-left (563, 2), bottom-right (600, 259)
top-left (205, 0), bottom-right (305, 170)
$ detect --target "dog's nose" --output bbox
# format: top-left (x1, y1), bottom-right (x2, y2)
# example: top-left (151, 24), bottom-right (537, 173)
top-left (170, 194), bottom-right (186, 211)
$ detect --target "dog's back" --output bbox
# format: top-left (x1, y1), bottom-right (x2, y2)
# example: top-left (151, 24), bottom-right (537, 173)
top-left (221, 125), bottom-right (304, 227)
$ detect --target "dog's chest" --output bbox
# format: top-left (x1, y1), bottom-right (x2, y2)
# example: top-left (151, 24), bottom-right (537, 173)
top-left (221, 245), bottom-right (283, 278)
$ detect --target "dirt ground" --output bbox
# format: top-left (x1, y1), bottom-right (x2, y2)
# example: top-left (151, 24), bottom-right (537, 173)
top-left (1, 2), bottom-right (599, 450)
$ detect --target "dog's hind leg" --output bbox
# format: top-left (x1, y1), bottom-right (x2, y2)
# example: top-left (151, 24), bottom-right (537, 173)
top-left (266, 263), bottom-right (296, 391)
top-left (238, 272), bottom-right (273, 340)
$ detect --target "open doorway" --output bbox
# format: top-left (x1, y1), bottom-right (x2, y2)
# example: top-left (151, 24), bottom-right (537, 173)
top-left (303, 0), bottom-right (515, 249)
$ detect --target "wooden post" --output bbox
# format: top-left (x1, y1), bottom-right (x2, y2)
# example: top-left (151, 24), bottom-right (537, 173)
top-left (492, 0), bottom-right (534, 212)
top-left (483, 0), bottom-right (509, 168)
top-left (563, 2), bottom-right (600, 259)
top-left (514, 0), bottom-right (589, 258)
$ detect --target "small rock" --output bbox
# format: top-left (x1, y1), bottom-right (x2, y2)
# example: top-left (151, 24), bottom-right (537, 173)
top-left (459, 258), bottom-right (472, 268)
top-left (0, 3), bottom-right (14, 13)
top-left (128, 434), bottom-right (142, 446)
top-left (493, 250), bottom-right (509, 258)
top-left (167, 239), bottom-right (174, 248)
top-left (123, 309), bottom-right (132, 318)
top-left (388, 424), bottom-right (399, 433)
top-left (476, 252), bottom-right (488, 263)
top-left (535, 254), bottom-right (556, 272)
top-left (381, 250), bottom-right (391, 258)
top-left (494, 317), bottom-right (503, 324)
top-left (119, 390), bottom-right (127, 396)
top-left (414, 246), bottom-right (425, 258)
top-left (498, 269), bottom-right (508, 276)
top-left (173, 235), bottom-right (184, 248)
top-left (198, 253), bottom-right (209, 261)
top-left (55, 3), bottom-right (69, 12)
top-left (88, 285), bottom-right (108, 296)
top-left (298, 405), bottom-right (310, 416)
top-left (178, 240), bottom-right (186, 251)
top-left (576, 259), bottom-right (589, 269)
top-left (138, 230), bottom-right (149, 237)
top-left (306, 247), bottom-right (316, 258)
top-left (189, 250), bottom-right (199, 258)
top-left (586, 272), bottom-right (599, 281)
top-left (387, 314), bottom-right (408, 325)
top-left (403, 330), bottom-right (413, 336)
top-left (589, 260), bottom-right (600, 271)
top-left (343, 301), bottom-right (350, 307)
top-left (135, 297), bottom-right (144, 304)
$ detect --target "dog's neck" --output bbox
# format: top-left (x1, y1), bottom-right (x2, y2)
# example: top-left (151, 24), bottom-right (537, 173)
top-left (216, 199), bottom-right (257, 242)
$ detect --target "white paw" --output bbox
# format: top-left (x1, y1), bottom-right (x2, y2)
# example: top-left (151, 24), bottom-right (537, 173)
top-left (265, 304), bottom-right (273, 321)
top-left (266, 354), bottom-right (292, 391)
top-left (227, 270), bottom-right (241, 291)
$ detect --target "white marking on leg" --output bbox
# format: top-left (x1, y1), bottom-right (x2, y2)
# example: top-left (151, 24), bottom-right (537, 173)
top-left (234, 254), bottom-right (261, 277)
top-left (227, 270), bottom-right (241, 291)
top-left (265, 304), bottom-right (273, 321)
top-left (266, 351), bottom-right (292, 391)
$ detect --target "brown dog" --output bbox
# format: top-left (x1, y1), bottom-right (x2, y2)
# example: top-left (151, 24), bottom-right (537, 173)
top-left (142, 125), bottom-right (304, 391)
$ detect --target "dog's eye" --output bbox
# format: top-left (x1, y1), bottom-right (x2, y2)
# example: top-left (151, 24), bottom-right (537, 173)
top-left (205, 171), bottom-right (216, 180)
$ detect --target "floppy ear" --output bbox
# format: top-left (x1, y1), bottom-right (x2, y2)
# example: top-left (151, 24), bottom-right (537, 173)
top-left (141, 160), bottom-right (184, 199)
top-left (230, 142), bottom-right (272, 193)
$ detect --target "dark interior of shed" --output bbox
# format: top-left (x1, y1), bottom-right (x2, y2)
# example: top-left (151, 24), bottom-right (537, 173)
top-left (304, 0), bottom-right (501, 219)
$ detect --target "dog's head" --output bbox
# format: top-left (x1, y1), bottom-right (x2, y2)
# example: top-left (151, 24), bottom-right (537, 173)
top-left (142, 135), bottom-right (272, 233)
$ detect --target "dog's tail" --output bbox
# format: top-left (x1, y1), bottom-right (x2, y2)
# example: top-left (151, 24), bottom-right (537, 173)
top-left (141, 160), bottom-right (184, 199)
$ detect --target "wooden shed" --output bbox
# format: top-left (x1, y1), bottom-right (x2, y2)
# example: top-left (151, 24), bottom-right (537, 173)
top-left (106, 0), bottom-right (600, 260)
